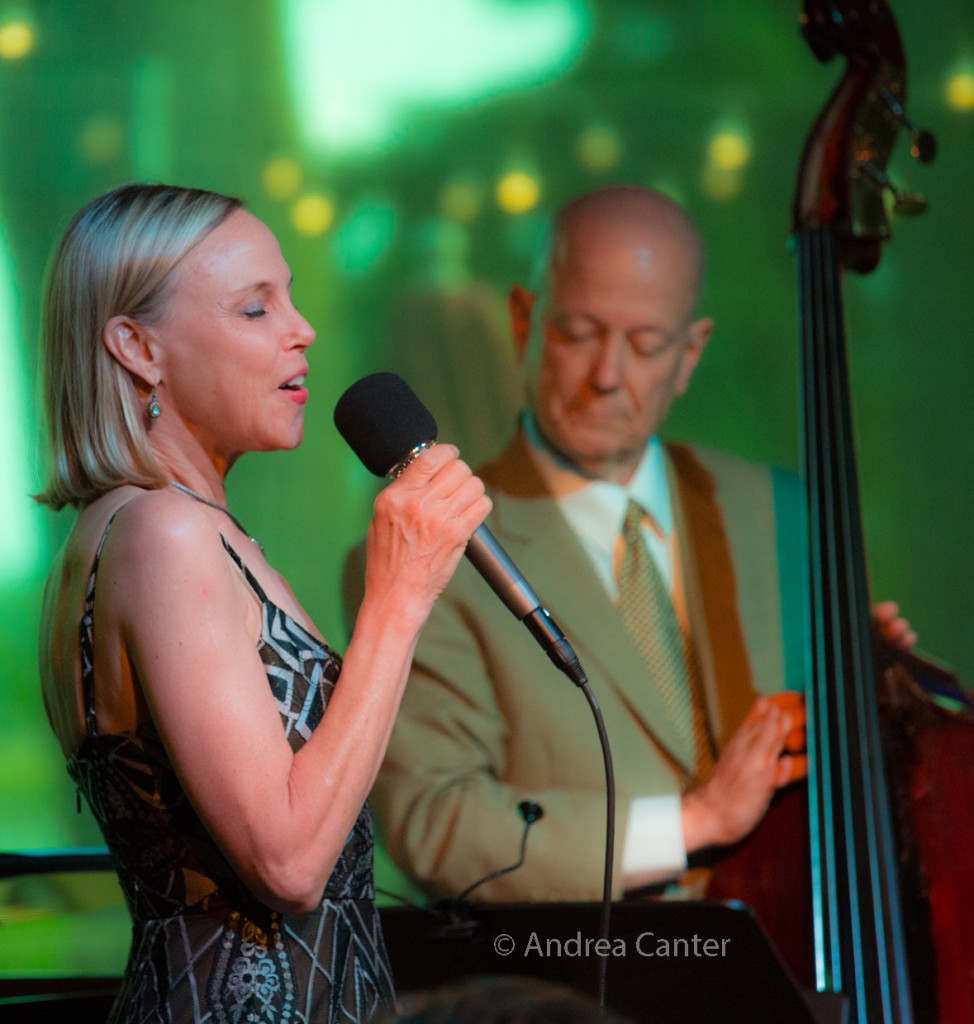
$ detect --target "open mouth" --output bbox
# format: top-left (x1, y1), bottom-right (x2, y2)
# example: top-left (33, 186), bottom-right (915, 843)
top-left (280, 374), bottom-right (307, 392)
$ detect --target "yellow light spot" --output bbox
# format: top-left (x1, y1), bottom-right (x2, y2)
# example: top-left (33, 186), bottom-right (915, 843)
top-left (0, 20), bottom-right (34, 60)
top-left (290, 194), bottom-right (335, 236)
top-left (708, 131), bottom-right (750, 171)
top-left (576, 124), bottom-right (622, 173)
top-left (496, 171), bottom-right (541, 215)
top-left (441, 182), bottom-right (482, 223)
top-left (946, 72), bottom-right (974, 112)
top-left (263, 158), bottom-right (303, 200)
top-left (78, 117), bottom-right (124, 165)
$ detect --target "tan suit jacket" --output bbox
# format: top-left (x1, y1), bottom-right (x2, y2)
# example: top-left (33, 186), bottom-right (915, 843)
top-left (344, 432), bottom-right (804, 901)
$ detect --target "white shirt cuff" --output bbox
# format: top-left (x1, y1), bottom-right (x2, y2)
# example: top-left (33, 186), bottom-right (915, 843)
top-left (621, 795), bottom-right (688, 889)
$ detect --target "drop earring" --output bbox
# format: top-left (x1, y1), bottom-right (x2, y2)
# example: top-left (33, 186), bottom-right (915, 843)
top-left (146, 386), bottom-right (162, 421)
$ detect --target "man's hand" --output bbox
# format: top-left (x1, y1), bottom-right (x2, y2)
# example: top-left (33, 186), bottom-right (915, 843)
top-left (677, 598), bottom-right (911, 859)
top-left (681, 692), bottom-right (806, 854)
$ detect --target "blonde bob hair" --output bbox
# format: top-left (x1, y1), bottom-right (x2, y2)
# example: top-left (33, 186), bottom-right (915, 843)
top-left (36, 183), bottom-right (243, 509)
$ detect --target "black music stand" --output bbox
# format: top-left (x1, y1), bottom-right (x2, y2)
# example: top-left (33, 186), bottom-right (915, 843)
top-left (380, 899), bottom-right (842, 1024)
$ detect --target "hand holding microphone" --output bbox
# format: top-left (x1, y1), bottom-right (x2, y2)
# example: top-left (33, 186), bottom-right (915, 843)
top-left (362, 438), bottom-right (491, 618)
top-left (335, 373), bottom-right (588, 687)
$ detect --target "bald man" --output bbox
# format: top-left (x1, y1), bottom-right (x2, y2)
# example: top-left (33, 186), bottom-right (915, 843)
top-left (344, 185), bottom-right (908, 902)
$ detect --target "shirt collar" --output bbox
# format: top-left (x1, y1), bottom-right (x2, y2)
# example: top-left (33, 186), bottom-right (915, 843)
top-left (521, 413), bottom-right (672, 559)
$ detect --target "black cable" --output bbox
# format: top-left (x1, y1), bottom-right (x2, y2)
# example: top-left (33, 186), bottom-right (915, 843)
top-left (453, 800), bottom-right (543, 905)
top-left (578, 679), bottom-right (615, 1009)
top-left (531, 650), bottom-right (615, 1007)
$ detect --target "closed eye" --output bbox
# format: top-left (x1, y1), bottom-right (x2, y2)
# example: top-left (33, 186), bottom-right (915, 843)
top-left (550, 313), bottom-right (602, 343)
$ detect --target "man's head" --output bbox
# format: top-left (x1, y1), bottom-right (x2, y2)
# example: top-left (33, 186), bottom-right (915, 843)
top-left (510, 185), bottom-right (712, 484)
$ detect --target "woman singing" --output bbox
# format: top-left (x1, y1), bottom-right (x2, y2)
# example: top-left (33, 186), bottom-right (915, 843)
top-left (36, 183), bottom-right (490, 1023)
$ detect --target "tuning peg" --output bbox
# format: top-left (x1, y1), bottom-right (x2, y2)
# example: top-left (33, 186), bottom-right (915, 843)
top-left (857, 160), bottom-right (929, 216)
top-left (878, 86), bottom-right (937, 164)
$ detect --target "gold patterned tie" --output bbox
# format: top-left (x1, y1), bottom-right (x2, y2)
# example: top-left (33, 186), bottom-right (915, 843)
top-left (617, 498), bottom-right (713, 780)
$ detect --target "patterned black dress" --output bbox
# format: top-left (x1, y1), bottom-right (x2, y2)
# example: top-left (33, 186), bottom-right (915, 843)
top-left (67, 521), bottom-right (395, 1023)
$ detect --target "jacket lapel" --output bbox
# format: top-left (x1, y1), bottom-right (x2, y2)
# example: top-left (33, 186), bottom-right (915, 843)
top-left (481, 434), bottom-right (696, 773)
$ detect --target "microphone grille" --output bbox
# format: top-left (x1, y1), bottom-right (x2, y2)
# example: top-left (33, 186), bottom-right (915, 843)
top-left (334, 372), bottom-right (438, 477)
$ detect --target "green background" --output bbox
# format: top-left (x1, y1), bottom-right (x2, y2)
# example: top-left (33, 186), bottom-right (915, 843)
top-left (1, 0), bottom-right (971, 978)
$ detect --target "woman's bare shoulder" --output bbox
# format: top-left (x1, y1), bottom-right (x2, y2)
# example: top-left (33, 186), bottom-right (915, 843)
top-left (93, 489), bottom-right (243, 612)
top-left (93, 485), bottom-right (212, 542)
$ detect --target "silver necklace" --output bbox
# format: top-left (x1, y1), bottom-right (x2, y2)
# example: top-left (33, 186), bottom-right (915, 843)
top-left (169, 481), bottom-right (265, 555)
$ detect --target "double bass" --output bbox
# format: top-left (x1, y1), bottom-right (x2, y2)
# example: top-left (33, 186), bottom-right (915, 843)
top-left (706, 2), bottom-right (974, 1022)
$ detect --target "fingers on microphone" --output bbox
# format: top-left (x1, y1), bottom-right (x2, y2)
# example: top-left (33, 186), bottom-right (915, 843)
top-left (415, 452), bottom-right (488, 516)
top-left (377, 448), bottom-right (489, 544)
top-left (462, 491), bottom-right (493, 534)
top-left (395, 445), bottom-right (476, 499)
top-left (396, 443), bottom-right (460, 483)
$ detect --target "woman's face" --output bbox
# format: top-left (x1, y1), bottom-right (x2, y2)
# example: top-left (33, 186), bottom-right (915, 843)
top-left (152, 209), bottom-right (316, 467)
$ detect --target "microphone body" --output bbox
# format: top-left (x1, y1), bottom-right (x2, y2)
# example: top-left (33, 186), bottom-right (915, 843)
top-left (466, 525), bottom-right (586, 684)
top-left (465, 523), bottom-right (543, 620)
top-left (335, 373), bottom-right (587, 686)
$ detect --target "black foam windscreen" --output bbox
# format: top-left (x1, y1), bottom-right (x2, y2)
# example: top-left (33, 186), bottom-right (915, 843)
top-left (334, 372), bottom-right (439, 477)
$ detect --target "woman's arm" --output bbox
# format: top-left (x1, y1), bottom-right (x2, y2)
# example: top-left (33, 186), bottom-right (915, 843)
top-left (105, 445), bottom-right (489, 913)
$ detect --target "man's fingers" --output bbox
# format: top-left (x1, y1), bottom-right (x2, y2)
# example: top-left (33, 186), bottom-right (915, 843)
top-left (873, 599), bottom-right (917, 650)
top-left (762, 691), bottom-right (806, 753)
top-left (777, 753), bottom-right (808, 786)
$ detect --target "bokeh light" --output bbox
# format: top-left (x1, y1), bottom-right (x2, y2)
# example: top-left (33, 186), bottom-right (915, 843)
top-left (702, 125), bottom-right (751, 200)
top-left (0, 19), bottom-right (34, 60)
top-left (576, 123), bottom-right (623, 173)
top-left (264, 158), bottom-right (304, 200)
top-left (290, 194), bottom-right (336, 236)
top-left (708, 130), bottom-right (751, 170)
top-left (496, 170), bottom-right (541, 214)
top-left (946, 71), bottom-right (974, 111)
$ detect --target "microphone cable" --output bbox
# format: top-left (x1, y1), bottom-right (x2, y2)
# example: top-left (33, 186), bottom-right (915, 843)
top-left (452, 800), bottom-right (545, 907)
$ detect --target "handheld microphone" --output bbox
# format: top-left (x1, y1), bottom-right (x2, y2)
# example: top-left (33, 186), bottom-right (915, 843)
top-left (334, 372), bottom-right (587, 687)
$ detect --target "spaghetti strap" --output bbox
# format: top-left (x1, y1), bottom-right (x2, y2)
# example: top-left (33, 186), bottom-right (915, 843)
top-left (219, 535), bottom-right (271, 605)
top-left (78, 510), bottom-right (123, 739)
